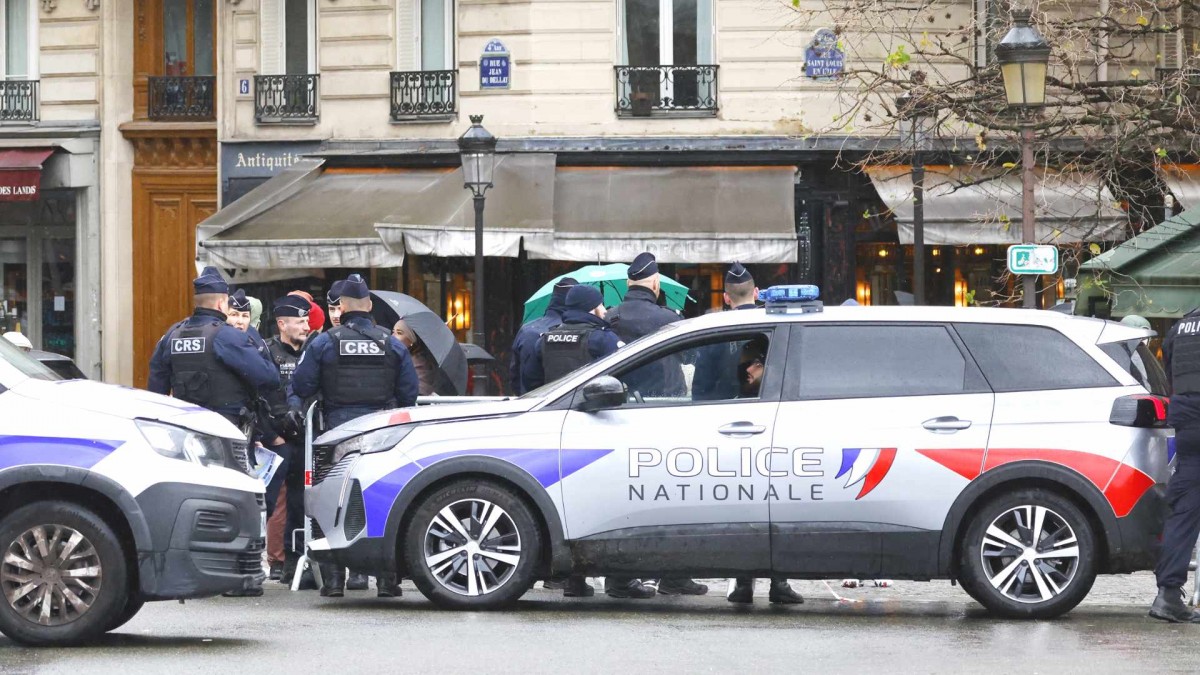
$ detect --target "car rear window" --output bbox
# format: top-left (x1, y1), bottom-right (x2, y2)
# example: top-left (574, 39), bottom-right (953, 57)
top-left (790, 324), bottom-right (985, 400)
top-left (955, 323), bottom-right (1118, 392)
top-left (1099, 340), bottom-right (1168, 395)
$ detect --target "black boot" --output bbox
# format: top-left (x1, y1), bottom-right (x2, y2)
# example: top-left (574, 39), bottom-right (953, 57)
top-left (604, 577), bottom-right (656, 599)
top-left (268, 562), bottom-right (283, 581)
top-left (657, 578), bottom-right (709, 596)
top-left (281, 555), bottom-right (297, 585)
top-left (543, 579), bottom-right (567, 590)
top-left (376, 572), bottom-right (402, 598)
top-left (1149, 587), bottom-right (1200, 623)
top-left (563, 575), bottom-right (594, 597)
top-left (768, 579), bottom-right (804, 605)
top-left (726, 577), bottom-right (754, 604)
top-left (346, 571), bottom-right (369, 591)
top-left (320, 565), bottom-right (345, 597)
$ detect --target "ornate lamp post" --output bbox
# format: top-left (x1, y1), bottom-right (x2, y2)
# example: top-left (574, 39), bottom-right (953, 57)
top-left (996, 8), bottom-right (1051, 309)
top-left (457, 115), bottom-right (497, 393)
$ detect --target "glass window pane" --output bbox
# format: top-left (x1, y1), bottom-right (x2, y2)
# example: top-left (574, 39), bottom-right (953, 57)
top-left (615, 333), bottom-right (770, 405)
top-left (956, 323), bottom-right (1118, 392)
top-left (672, 0), bottom-right (696, 65)
top-left (624, 0), bottom-right (659, 65)
top-left (284, 0), bottom-right (309, 74)
top-left (163, 0), bottom-right (188, 75)
top-left (795, 325), bottom-right (970, 399)
top-left (41, 237), bottom-right (74, 359)
top-left (0, 237), bottom-right (28, 338)
top-left (421, 0), bottom-right (447, 70)
top-left (193, 0), bottom-right (215, 76)
top-left (5, 0), bottom-right (29, 77)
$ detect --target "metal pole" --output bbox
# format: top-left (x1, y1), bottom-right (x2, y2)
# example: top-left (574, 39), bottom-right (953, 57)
top-left (1021, 125), bottom-right (1036, 309)
top-left (912, 145), bottom-right (926, 306)
top-left (472, 194), bottom-right (488, 395)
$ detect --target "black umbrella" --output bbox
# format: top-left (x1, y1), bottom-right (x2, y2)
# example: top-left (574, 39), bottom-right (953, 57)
top-left (458, 342), bottom-right (495, 363)
top-left (370, 290), bottom-right (468, 395)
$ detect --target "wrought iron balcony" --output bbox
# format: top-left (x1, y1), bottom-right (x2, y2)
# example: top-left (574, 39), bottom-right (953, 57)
top-left (615, 65), bottom-right (718, 118)
top-left (0, 80), bottom-right (38, 123)
top-left (148, 76), bottom-right (216, 121)
top-left (390, 70), bottom-right (457, 121)
top-left (255, 74), bottom-right (319, 124)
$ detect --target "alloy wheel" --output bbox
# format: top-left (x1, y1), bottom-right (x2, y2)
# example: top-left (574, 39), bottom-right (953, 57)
top-left (423, 498), bottom-right (522, 597)
top-left (1, 524), bottom-right (103, 626)
top-left (979, 505), bottom-right (1079, 604)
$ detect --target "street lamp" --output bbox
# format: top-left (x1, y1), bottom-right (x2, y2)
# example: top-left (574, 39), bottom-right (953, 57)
top-left (458, 114), bottom-right (497, 394)
top-left (996, 8), bottom-right (1050, 309)
top-left (897, 91), bottom-right (934, 305)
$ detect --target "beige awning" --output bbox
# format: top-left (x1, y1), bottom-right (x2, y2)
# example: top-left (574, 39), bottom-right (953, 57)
top-left (538, 165), bottom-right (798, 263)
top-left (373, 153), bottom-right (555, 258)
top-left (1161, 164), bottom-right (1200, 210)
top-left (867, 165), bottom-right (1129, 245)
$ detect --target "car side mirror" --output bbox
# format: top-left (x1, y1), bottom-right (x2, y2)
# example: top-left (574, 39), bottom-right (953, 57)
top-left (577, 376), bottom-right (627, 413)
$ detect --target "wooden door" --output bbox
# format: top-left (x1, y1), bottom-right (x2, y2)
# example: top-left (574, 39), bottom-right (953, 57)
top-left (131, 171), bottom-right (218, 388)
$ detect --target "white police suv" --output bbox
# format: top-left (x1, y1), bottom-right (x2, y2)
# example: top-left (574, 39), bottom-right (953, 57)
top-left (307, 286), bottom-right (1169, 619)
top-left (0, 338), bottom-right (265, 646)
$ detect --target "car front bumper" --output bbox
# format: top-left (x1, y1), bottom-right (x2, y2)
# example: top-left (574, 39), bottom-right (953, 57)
top-left (134, 482), bottom-right (267, 600)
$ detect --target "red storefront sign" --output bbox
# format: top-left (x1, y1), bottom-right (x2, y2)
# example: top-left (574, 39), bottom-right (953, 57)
top-left (0, 148), bottom-right (53, 202)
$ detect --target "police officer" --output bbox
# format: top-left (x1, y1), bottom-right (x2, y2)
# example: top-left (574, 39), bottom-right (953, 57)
top-left (693, 263), bottom-right (758, 401)
top-left (226, 289), bottom-right (253, 332)
top-left (292, 273), bottom-right (419, 598)
top-left (523, 285), bottom-right (619, 390)
top-left (510, 277), bottom-right (578, 394)
top-left (1150, 309), bottom-right (1200, 622)
top-left (606, 253), bottom-right (703, 598)
top-left (148, 267), bottom-right (281, 429)
top-left (263, 295), bottom-right (312, 583)
top-left (607, 252), bottom-right (686, 398)
top-left (326, 280), bottom-right (345, 329)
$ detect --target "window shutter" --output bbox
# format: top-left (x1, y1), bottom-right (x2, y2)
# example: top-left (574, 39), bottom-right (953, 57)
top-left (260, 0), bottom-right (285, 75)
top-left (398, 0), bottom-right (417, 70)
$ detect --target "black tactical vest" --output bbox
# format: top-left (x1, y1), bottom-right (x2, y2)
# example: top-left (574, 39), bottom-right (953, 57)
top-left (320, 323), bottom-right (398, 407)
top-left (265, 337), bottom-right (302, 415)
top-left (1173, 315), bottom-right (1200, 395)
top-left (542, 323), bottom-right (595, 382)
top-left (167, 319), bottom-right (250, 410)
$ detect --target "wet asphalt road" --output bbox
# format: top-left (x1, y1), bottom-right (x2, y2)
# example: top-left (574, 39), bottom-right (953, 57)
top-left (3, 577), bottom-right (1198, 674)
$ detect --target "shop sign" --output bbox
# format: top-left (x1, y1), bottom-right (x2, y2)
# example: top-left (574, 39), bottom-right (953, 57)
top-left (805, 28), bottom-right (844, 80)
top-left (0, 170), bottom-right (40, 201)
top-left (220, 141), bottom-right (323, 181)
top-left (1007, 244), bottom-right (1059, 275)
top-left (480, 39), bottom-right (511, 90)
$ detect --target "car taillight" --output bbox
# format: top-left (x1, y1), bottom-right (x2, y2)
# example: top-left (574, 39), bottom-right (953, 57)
top-left (1110, 394), bottom-right (1169, 428)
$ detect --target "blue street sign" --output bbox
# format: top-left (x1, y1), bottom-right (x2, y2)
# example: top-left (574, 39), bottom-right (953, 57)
top-left (480, 39), bottom-right (511, 90)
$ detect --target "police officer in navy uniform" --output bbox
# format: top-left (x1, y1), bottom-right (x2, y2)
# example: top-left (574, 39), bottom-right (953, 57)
top-left (292, 273), bottom-right (419, 598)
top-left (148, 267), bottom-right (281, 429)
top-left (693, 263), bottom-right (758, 402)
top-left (262, 295), bottom-right (312, 584)
top-left (326, 280), bottom-right (346, 329)
top-left (510, 277), bottom-right (578, 395)
top-left (606, 252), bottom-right (686, 398)
top-left (523, 285), bottom-right (619, 390)
top-left (1150, 309), bottom-right (1200, 622)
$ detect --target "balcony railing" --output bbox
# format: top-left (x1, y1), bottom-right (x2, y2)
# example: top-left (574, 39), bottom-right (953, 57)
top-left (0, 80), bottom-right (38, 123)
top-left (255, 74), bottom-right (319, 124)
top-left (148, 76), bottom-right (216, 121)
top-left (615, 65), bottom-right (718, 118)
top-left (390, 70), bottom-right (457, 121)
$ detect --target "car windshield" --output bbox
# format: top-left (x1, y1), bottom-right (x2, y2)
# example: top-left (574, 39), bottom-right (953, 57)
top-left (0, 337), bottom-right (62, 381)
top-left (518, 321), bottom-right (686, 399)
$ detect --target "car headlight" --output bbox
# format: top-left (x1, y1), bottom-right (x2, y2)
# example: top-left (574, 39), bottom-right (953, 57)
top-left (332, 426), bottom-right (412, 464)
top-left (136, 419), bottom-right (229, 467)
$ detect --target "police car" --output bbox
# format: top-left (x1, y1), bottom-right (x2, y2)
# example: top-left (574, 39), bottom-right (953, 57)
top-left (0, 338), bottom-right (265, 646)
top-left (306, 286), bottom-right (1169, 619)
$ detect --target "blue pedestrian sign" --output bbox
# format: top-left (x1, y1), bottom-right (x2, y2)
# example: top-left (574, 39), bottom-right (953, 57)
top-left (480, 39), bottom-right (511, 90)
top-left (1007, 244), bottom-right (1059, 275)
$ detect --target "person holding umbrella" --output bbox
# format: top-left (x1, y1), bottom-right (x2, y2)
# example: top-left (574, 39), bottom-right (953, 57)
top-left (393, 318), bottom-right (436, 396)
top-left (510, 277), bottom-right (577, 395)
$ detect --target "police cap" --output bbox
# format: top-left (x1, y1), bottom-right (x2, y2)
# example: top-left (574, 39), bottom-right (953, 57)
top-left (274, 295), bottom-right (311, 318)
top-left (628, 252), bottom-right (658, 281)
top-left (228, 289), bottom-right (251, 312)
top-left (193, 266), bottom-right (229, 295)
top-left (725, 262), bottom-right (753, 287)
top-left (327, 280), bottom-right (346, 306)
top-left (341, 273), bottom-right (370, 300)
top-left (566, 284), bottom-right (603, 312)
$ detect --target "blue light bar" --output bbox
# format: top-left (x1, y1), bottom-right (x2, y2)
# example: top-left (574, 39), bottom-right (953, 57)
top-left (758, 285), bottom-right (821, 303)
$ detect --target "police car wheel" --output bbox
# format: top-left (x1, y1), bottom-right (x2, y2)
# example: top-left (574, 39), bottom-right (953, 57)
top-left (405, 481), bottom-right (541, 609)
top-left (0, 501), bottom-right (130, 646)
top-left (958, 489), bottom-right (1096, 620)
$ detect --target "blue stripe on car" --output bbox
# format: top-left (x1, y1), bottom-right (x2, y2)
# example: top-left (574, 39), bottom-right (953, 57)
top-left (0, 435), bottom-right (123, 472)
top-left (362, 448), bottom-right (612, 538)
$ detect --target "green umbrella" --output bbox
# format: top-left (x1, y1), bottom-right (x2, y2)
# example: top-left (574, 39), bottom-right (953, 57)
top-left (522, 263), bottom-right (692, 323)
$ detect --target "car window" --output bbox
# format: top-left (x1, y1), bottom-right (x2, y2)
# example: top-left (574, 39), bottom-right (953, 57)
top-left (790, 324), bottom-right (978, 400)
top-left (1099, 340), bottom-right (1168, 395)
top-left (0, 337), bottom-right (60, 381)
top-left (611, 332), bottom-right (773, 407)
top-left (956, 323), bottom-right (1118, 392)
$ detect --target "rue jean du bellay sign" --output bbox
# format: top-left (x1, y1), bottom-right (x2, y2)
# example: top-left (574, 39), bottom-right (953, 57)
top-left (480, 39), bottom-right (511, 90)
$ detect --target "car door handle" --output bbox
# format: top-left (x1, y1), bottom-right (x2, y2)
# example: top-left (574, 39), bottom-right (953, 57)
top-left (922, 417), bottom-right (972, 433)
top-left (718, 422), bottom-right (767, 437)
